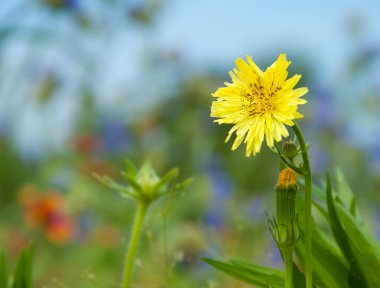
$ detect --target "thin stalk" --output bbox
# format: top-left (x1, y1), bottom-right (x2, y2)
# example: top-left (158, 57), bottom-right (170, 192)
top-left (122, 201), bottom-right (148, 288)
top-left (274, 142), bottom-right (305, 175)
top-left (283, 247), bottom-right (294, 288)
top-left (292, 121), bottom-right (312, 288)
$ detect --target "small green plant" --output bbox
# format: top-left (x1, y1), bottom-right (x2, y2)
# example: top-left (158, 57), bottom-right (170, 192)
top-left (95, 160), bottom-right (192, 288)
top-left (0, 243), bottom-right (34, 288)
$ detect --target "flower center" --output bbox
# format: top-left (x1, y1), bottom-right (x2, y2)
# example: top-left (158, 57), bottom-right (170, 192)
top-left (241, 80), bottom-right (281, 117)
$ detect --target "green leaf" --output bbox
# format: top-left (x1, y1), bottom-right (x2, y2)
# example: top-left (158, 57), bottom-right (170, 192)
top-left (203, 258), bottom-right (284, 287)
top-left (230, 259), bottom-right (309, 288)
top-left (94, 174), bottom-right (137, 198)
top-left (326, 172), bottom-right (369, 288)
top-left (121, 173), bottom-right (143, 194)
top-left (155, 168), bottom-right (179, 191)
top-left (25, 244), bottom-right (33, 288)
top-left (295, 225), bottom-right (350, 288)
top-left (0, 253), bottom-right (8, 288)
top-left (335, 168), bottom-right (357, 217)
top-left (124, 159), bottom-right (138, 177)
top-left (298, 179), bottom-right (326, 201)
top-left (11, 243), bottom-right (34, 288)
top-left (311, 198), bottom-right (329, 220)
top-left (292, 262), bottom-right (308, 288)
top-left (295, 178), bottom-right (350, 288)
top-left (297, 170), bottom-right (380, 287)
top-left (167, 178), bottom-right (193, 195)
top-left (334, 200), bottom-right (380, 287)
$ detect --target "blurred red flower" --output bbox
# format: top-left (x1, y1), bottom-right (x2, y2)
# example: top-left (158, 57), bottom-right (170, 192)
top-left (19, 186), bottom-right (74, 245)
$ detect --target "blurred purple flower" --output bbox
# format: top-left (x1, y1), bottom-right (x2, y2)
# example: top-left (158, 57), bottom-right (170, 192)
top-left (310, 87), bottom-right (337, 129)
top-left (368, 143), bottom-right (380, 172)
top-left (74, 212), bottom-right (95, 241)
top-left (268, 238), bottom-right (283, 268)
top-left (203, 213), bottom-right (225, 230)
top-left (0, 119), bottom-right (8, 136)
top-left (308, 144), bottom-right (329, 173)
top-left (43, 0), bottom-right (80, 11)
top-left (66, 0), bottom-right (78, 10)
top-left (100, 121), bottom-right (131, 153)
top-left (249, 198), bottom-right (264, 221)
top-left (376, 229), bottom-right (380, 241)
top-left (202, 157), bottom-right (232, 230)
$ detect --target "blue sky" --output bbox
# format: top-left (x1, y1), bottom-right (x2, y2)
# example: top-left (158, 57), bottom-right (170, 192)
top-left (156, 0), bottom-right (380, 82)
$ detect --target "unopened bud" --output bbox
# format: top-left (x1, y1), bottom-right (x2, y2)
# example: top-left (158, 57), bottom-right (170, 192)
top-left (276, 168), bottom-right (298, 191)
top-left (273, 168), bottom-right (299, 248)
top-left (282, 141), bottom-right (298, 159)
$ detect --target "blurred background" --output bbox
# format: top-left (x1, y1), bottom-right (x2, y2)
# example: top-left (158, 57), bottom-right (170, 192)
top-left (1, 0), bottom-right (380, 287)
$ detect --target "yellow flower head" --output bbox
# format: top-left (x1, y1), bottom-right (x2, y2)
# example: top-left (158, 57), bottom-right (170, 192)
top-left (211, 54), bottom-right (308, 156)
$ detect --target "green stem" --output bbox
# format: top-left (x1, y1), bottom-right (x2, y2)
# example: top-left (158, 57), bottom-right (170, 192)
top-left (292, 121), bottom-right (312, 288)
top-left (275, 145), bottom-right (305, 175)
top-left (122, 201), bottom-right (148, 288)
top-left (284, 247), bottom-right (294, 288)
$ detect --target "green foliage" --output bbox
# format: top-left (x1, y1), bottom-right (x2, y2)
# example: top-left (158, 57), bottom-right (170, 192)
top-left (325, 172), bottom-right (366, 287)
top-left (0, 140), bottom-right (32, 204)
top-left (0, 243), bottom-right (34, 288)
top-left (326, 171), bottom-right (380, 288)
top-left (0, 253), bottom-right (8, 288)
top-left (295, 225), bottom-right (350, 288)
top-left (204, 258), bottom-right (309, 288)
top-left (203, 258), bottom-right (285, 287)
top-left (205, 170), bottom-right (380, 287)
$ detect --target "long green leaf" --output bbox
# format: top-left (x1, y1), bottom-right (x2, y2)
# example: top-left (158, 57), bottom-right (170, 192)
top-left (230, 259), bottom-right (309, 288)
top-left (326, 172), bottom-right (368, 288)
top-left (335, 168), bottom-right (356, 214)
top-left (0, 253), bottom-right (8, 288)
top-left (295, 225), bottom-right (350, 288)
top-left (335, 201), bottom-right (380, 287)
top-left (203, 258), bottom-right (284, 287)
top-left (11, 244), bottom-right (34, 288)
top-left (295, 179), bottom-right (350, 288)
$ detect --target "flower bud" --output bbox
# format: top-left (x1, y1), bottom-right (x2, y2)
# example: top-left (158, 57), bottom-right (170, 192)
top-left (273, 168), bottom-right (299, 248)
top-left (282, 141), bottom-right (298, 159)
top-left (95, 160), bottom-right (192, 205)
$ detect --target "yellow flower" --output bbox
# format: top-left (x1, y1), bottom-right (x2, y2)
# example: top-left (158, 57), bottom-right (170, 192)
top-left (211, 54), bottom-right (308, 156)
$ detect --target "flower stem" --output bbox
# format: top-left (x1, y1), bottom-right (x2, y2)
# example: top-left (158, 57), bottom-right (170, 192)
top-left (122, 201), bottom-right (148, 288)
top-left (292, 121), bottom-right (312, 288)
top-left (283, 247), bottom-right (294, 288)
top-left (274, 142), bottom-right (305, 175)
